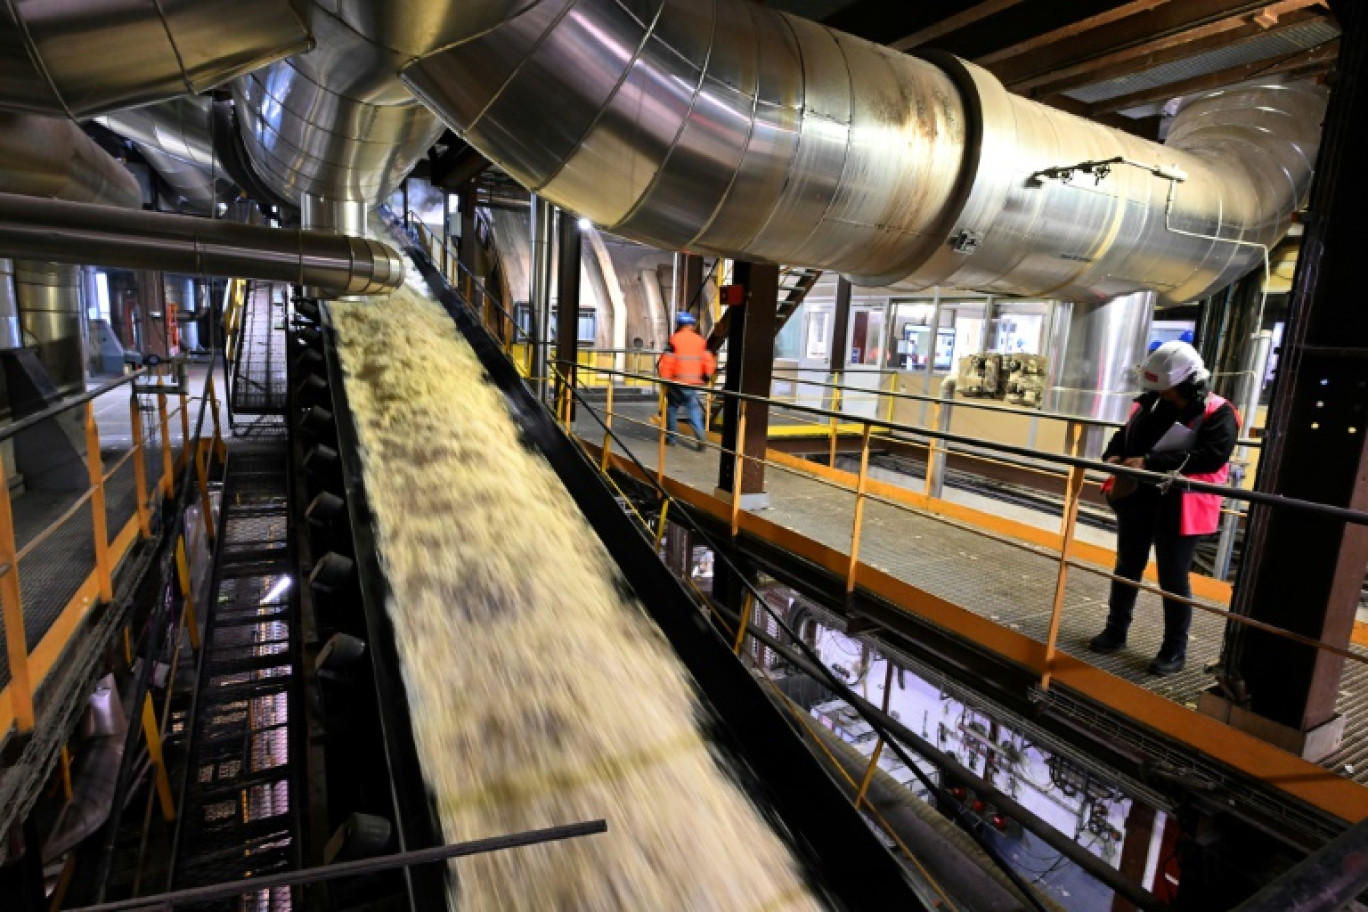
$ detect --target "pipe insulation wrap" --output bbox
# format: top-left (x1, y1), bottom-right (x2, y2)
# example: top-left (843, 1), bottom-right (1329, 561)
top-left (0, 0), bottom-right (312, 118)
top-left (400, 0), bottom-right (1327, 304)
top-left (0, 192), bottom-right (404, 294)
top-left (0, 113), bottom-right (143, 209)
top-left (96, 96), bottom-right (237, 214)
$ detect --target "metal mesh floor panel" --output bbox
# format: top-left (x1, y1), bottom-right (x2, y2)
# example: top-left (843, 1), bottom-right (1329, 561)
top-left (172, 438), bottom-right (298, 906)
top-left (576, 402), bottom-right (1368, 787)
top-left (232, 286), bottom-right (288, 415)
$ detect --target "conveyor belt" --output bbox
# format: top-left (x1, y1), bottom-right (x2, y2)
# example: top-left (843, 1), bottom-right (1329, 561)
top-left (314, 216), bottom-right (928, 909)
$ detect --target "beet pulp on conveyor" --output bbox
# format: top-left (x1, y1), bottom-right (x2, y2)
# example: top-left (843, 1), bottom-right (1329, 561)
top-left (321, 243), bottom-right (928, 909)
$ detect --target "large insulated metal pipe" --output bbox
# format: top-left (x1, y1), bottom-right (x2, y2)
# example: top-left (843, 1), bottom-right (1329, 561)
top-left (233, 9), bottom-right (444, 211)
top-left (399, 0), bottom-right (1326, 304)
top-left (0, 113), bottom-right (143, 208)
top-left (96, 96), bottom-right (236, 214)
top-left (0, 192), bottom-right (404, 295)
top-left (0, 259), bottom-right (22, 349)
top-left (13, 261), bottom-right (87, 397)
top-left (1044, 291), bottom-right (1156, 425)
top-left (0, 0), bottom-right (311, 119)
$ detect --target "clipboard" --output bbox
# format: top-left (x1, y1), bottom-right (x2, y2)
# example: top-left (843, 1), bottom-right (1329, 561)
top-left (1152, 422), bottom-right (1197, 454)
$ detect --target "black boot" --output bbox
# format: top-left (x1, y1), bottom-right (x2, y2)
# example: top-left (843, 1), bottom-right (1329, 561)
top-left (1148, 644), bottom-right (1186, 676)
top-left (1089, 626), bottom-right (1127, 654)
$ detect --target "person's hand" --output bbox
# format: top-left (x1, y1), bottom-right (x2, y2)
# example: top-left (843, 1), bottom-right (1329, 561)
top-left (1122, 457), bottom-right (1146, 469)
top-left (1105, 455), bottom-right (1121, 465)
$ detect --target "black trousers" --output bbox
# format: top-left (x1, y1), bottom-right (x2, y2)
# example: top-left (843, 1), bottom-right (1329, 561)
top-left (1105, 488), bottom-right (1200, 656)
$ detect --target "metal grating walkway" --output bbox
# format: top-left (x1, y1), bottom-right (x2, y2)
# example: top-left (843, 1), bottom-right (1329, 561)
top-left (169, 439), bottom-right (298, 909)
top-left (231, 284), bottom-right (288, 416)
top-left (576, 402), bottom-right (1368, 789)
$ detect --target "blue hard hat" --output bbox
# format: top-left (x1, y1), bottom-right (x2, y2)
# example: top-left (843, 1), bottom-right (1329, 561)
top-left (676, 311), bottom-right (697, 326)
top-left (1179, 329), bottom-right (1195, 344)
top-left (1147, 339), bottom-right (1163, 353)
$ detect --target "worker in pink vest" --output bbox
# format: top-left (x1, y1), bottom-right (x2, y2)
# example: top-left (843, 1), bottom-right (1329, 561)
top-left (1089, 340), bottom-right (1239, 676)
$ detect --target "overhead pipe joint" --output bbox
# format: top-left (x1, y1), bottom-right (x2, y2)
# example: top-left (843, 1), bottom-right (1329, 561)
top-left (399, 1), bottom-right (1326, 305)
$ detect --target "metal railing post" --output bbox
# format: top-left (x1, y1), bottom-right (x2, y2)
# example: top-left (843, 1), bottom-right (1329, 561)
top-left (0, 459), bottom-right (34, 731)
top-left (85, 401), bottom-right (114, 602)
top-left (884, 370), bottom-right (898, 425)
top-left (855, 661), bottom-right (896, 810)
top-left (828, 378), bottom-right (843, 467)
top-left (195, 435), bottom-right (216, 545)
top-left (205, 368), bottom-right (224, 459)
top-left (600, 381), bottom-right (615, 474)
top-left (129, 395), bottom-right (152, 539)
top-left (730, 402), bottom-right (747, 537)
top-left (156, 392), bottom-right (174, 498)
top-left (657, 387), bottom-right (668, 486)
top-left (178, 391), bottom-right (191, 466)
top-left (732, 591), bottom-right (754, 655)
top-left (176, 535), bottom-right (201, 653)
top-left (846, 423), bottom-right (874, 594)
top-left (1042, 421), bottom-right (1087, 690)
top-left (141, 694), bottom-right (176, 822)
top-left (926, 377), bottom-right (956, 500)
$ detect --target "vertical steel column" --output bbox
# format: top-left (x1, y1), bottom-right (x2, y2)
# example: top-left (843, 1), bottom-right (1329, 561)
top-left (1217, 6), bottom-right (1368, 755)
top-left (555, 210), bottom-right (582, 422)
top-left (829, 277), bottom-right (852, 376)
top-left (529, 195), bottom-right (554, 401)
top-left (458, 179), bottom-right (477, 276)
top-left (681, 254), bottom-right (704, 323)
top-left (717, 262), bottom-right (778, 501)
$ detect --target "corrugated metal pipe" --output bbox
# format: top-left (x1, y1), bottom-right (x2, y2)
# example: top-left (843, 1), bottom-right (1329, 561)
top-left (0, 112), bottom-right (142, 208)
top-left (232, 6), bottom-right (445, 227)
top-left (96, 96), bottom-right (236, 214)
top-left (0, 192), bottom-right (405, 294)
top-left (0, 0), bottom-right (311, 119)
top-left (398, 0), bottom-right (1327, 304)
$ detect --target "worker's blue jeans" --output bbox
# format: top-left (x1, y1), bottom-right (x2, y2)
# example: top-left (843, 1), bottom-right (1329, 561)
top-left (665, 386), bottom-right (705, 442)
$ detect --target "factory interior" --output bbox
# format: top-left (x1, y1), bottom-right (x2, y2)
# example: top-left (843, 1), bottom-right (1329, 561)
top-left (0, 0), bottom-right (1366, 909)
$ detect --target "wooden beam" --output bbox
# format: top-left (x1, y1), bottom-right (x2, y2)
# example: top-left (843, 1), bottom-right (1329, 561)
top-left (992, 0), bottom-right (1327, 89)
top-left (1084, 38), bottom-right (1339, 114)
top-left (1013, 5), bottom-right (1329, 98)
top-left (976, 0), bottom-right (1173, 67)
top-left (891, 0), bottom-right (1026, 51)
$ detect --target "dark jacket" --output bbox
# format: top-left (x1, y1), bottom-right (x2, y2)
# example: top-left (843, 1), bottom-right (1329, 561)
top-left (1103, 390), bottom-right (1238, 475)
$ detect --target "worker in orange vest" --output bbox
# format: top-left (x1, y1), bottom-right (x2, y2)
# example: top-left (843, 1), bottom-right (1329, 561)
top-left (658, 312), bottom-right (716, 451)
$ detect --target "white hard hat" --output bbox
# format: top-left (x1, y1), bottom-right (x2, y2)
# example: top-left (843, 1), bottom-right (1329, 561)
top-left (1141, 340), bottom-right (1207, 391)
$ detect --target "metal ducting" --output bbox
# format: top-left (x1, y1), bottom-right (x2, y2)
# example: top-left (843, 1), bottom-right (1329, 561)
top-left (0, 0), bottom-right (312, 119)
top-left (1045, 291), bottom-right (1156, 430)
top-left (96, 96), bottom-right (236, 214)
top-left (398, 0), bottom-right (1326, 305)
top-left (0, 113), bottom-right (142, 208)
top-left (0, 192), bottom-right (405, 295)
top-left (13, 261), bottom-right (87, 398)
top-left (233, 7), bottom-right (445, 226)
top-left (0, 259), bottom-right (21, 349)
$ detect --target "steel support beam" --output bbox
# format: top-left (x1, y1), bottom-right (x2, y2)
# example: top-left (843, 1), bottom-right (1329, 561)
top-left (457, 179), bottom-right (477, 276)
top-left (717, 262), bottom-right (778, 500)
top-left (555, 209), bottom-right (582, 417)
top-left (1216, 7), bottom-right (1368, 753)
top-left (829, 276), bottom-right (852, 375)
top-left (680, 253), bottom-right (705, 319)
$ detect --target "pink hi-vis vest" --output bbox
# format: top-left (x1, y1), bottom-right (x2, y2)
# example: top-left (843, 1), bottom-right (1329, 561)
top-left (1119, 393), bottom-right (1239, 536)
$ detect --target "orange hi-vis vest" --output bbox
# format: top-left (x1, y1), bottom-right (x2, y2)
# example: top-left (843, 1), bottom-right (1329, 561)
top-left (659, 329), bottom-right (716, 386)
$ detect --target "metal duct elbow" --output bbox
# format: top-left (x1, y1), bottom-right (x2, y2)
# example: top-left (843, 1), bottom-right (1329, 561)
top-left (233, 9), bottom-right (444, 216)
top-left (0, 113), bottom-right (142, 208)
top-left (97, 96), bottom-right (236, 214)
top-left (0, 0), bottom-right (312, 118)
top-left (0, 192), bottom-right (404, 295)
top-left (402, 0), bottom-right (1327, 304)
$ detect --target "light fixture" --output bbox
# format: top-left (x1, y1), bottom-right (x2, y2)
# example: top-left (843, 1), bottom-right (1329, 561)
top-left (577, 217), bottom-right (592, 231)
